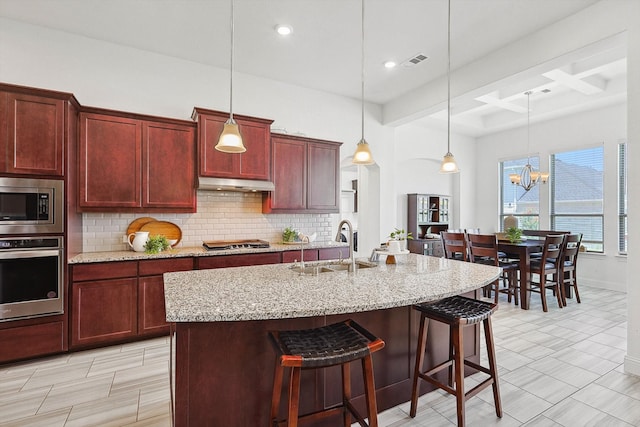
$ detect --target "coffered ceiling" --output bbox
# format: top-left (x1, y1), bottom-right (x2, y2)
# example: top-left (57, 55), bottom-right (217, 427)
top-left (0, 0), bottom-right (625, 136)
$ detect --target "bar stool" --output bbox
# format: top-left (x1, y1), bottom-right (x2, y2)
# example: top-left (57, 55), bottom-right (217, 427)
top-left (269, 319), bottom-right (385, 427)
top-left (410, 296), bottom-right (501, 426)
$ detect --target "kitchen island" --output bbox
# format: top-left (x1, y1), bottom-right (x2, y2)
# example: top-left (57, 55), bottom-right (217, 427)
top-left (164, 253), bottom-right (501, 426)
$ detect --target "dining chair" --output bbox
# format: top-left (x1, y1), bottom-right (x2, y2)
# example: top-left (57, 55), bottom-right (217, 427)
top-left (521, 230), bottom-right (571, 238)
top-left (559, 233), bottom-right (582, 305)
top-left (467, 233), bottom-right (519, 304)
top-left (440, 231), bottom-right (468, 261)
top-left (528, 234), bottom-right (565, 312)
top-left (523, 230), bottom-right (570, 259)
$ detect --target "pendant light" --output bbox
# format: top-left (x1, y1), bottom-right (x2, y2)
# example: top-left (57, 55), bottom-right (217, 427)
top-left (439, 0), bottom-right (459, 173)
top-left (215, 0), bottom-right (246, 153)
top-left (352, 0), bottom-right (375, 165)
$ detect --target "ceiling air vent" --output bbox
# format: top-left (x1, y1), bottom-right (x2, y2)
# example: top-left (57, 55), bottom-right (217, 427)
top-left (401, 53), bottom-right (429, 68)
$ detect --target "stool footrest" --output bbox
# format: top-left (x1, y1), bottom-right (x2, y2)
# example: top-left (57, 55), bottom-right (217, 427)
top-left (465, 377), bottom-right (496, 400)
top-left (418, 371), bottom-right (456, 396)
top-left (422, 359), bottom-right (454, 378)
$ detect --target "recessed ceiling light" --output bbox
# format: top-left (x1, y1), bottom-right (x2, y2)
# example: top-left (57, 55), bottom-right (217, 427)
top-left (275, 25), bottom-right (292, 36)
top-left (384, 61), bottom-right (397, 69)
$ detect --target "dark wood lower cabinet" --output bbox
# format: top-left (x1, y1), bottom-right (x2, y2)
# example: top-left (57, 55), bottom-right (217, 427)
top-left (173, 303), bottom-right (480, 427)
top-left (69, 258), bottom-right (194, 349)
top-left (281, 249), bottom-right (319, 263)
top-left (318, 246), bottom-right (349, 260)
top-left (139, 258), bottom-right (194, 336)
top-left (139, 275), bottom-right (171, 336)
top-left (71, 277), bottom-right (138, 348)
top-left (0, 319), bottom-right (66, 363)
top-left (197, 252), bottom-right (281, 269)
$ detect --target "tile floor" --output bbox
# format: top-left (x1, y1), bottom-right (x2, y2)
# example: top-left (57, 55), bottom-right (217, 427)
top-left (0, 285), bottom-right (638, 426)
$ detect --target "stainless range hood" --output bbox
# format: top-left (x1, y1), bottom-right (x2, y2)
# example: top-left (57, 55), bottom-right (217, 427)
top-left (197, 176), bottom-right (275, 192)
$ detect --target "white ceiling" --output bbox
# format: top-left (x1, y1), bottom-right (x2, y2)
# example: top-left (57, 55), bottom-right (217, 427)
top-left (0, 0), bottom-right (626, 136)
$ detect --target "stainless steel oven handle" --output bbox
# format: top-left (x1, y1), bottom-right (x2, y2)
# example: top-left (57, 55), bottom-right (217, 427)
top-left (0, 248), bottom-right (62, 260)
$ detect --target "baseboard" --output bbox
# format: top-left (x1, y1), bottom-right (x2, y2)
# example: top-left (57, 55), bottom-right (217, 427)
top-left (624, 354), bottom-right (640, 377)
top-left (580, 278), bottom-right (626, 293)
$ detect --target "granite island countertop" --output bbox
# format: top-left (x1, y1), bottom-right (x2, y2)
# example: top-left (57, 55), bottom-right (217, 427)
top-left (163, 253), bottom-right (501, 322)
top-left (68, 241), bottom-right (349, 264)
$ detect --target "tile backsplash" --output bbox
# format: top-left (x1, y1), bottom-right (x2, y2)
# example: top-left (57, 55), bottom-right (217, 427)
top-left (82, 191), bottom-right (338, 252)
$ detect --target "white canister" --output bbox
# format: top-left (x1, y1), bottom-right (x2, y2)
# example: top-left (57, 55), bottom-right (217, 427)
top-left (127, 231), bottom-right (149, 252)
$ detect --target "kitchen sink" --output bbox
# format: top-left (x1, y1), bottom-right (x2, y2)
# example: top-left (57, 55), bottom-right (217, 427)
top-left (291, 265), bottom-right (334, 275)
top-left (291, 260), bottom-right (378, 275)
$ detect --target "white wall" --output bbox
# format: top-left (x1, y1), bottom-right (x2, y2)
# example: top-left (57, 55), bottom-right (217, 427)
top-left (624, 0), bottom-right (640, 377)
top-left (393, 123), bottom-right (476, 233)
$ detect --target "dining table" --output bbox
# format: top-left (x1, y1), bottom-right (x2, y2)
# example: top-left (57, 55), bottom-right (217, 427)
top-left (497, 239), bottom-right (544, 310)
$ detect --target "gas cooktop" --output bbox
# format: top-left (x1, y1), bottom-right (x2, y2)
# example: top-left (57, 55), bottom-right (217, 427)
top-left (202, 239), bottom-right (270, 251)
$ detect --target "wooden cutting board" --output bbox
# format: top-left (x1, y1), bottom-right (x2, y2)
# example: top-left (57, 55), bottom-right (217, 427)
top-left (126, 217), bottom-right (156, 236)
top-left (140, 220), bottom-right (182, 246)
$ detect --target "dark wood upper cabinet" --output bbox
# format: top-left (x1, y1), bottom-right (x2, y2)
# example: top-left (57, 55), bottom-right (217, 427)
top-left (192, 108), bottom-right (273, 181)
top-left (0, 89), bottom-right (67, 177)
top-left (266, 135), bottom-right (307, 211)
top-left (307, 141), bottom-right (340, 210)
top-left (143, 121), bottom-right (196, 210)
top-left (79, 112), bottom-right (142, 209)
top-left (263, 134), bottom-right (341, 213)
top-left (79, 108), bottom-right (196, 212)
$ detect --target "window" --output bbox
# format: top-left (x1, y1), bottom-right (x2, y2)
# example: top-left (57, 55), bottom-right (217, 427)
top-left (499, 157), bottom-right (540, 230)
top-left (550, 146), bottom-right (604, 252)
top-left (619, 142), bottom-right (627, 254)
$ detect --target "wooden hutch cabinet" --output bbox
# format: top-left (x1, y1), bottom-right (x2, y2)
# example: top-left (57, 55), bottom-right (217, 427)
top-left (407, 194), bottom-right (450, 257)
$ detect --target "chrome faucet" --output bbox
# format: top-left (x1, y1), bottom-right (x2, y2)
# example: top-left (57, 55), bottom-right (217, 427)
top-left (299, 235), bottom-right (310, 271)
top-left (335, 219), bottom-right (356, 272)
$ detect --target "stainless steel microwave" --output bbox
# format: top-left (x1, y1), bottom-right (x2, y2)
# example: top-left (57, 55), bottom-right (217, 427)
top-left (0, 177), bottom-right (64, 234)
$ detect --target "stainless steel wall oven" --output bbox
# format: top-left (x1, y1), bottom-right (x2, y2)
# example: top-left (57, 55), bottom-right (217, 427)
top-left (0, 236), bottom-right (64, 321)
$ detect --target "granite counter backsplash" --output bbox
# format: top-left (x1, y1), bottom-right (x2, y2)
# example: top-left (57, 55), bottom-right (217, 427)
top-left (68, 241), bottom-right (349, 264)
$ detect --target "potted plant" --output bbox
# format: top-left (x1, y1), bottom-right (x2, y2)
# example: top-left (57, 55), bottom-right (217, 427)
top-left (388, 228), bottom-right (413, 251)
top-left (505, 226), bottom-right (523, 243)
top-left (282, 226), bottom-right (299, 243)
top-left (144, 235), bottom-right (170, 254)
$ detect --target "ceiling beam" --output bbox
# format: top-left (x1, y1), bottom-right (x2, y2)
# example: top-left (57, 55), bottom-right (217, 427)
top-left (474, 93), bottom-right (528, 113)
top-left (542, 69), bottom-right (605, 94)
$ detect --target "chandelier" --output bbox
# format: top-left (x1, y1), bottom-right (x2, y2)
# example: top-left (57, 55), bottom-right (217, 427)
top-left (509, 91), bottom-right (548, 190)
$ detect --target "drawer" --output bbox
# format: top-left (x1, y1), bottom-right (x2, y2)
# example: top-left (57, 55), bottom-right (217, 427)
top-left (71, 261), bottom-right (138, 281)
top-left (139, 258), bottom-right (194, 276)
